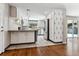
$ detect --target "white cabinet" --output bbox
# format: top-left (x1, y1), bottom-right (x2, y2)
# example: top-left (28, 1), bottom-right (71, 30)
top-left (9, 5), bottom-right (17, 17)
top-left (10, 31), bottom-right (35, 44)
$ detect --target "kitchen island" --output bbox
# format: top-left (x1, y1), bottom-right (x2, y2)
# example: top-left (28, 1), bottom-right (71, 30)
top-left (8, 29), bottom-right (38, 44)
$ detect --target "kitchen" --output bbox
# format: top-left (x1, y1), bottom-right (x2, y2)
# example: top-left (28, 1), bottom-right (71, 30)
top-left (0, 3), bottom-right (66, 54)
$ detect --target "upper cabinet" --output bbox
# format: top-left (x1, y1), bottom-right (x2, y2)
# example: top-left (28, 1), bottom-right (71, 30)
top-left (9, 5), bottom-right (17, 17)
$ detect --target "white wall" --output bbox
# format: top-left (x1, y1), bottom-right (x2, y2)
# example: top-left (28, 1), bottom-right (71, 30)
top-left (66, 8), bottom-right (79, 16)
top-left (17, 7), bottom-right (45, 20)
top-left (0, 5), bottom-right (4, 53)
top-left (64, 4), bottom-right (79, 16)
top-left (0, 3), bottom-right (10, 53)
top-left (8, 18), bottom-right (19, 30)
top-left (3, 4), bottom-right (10, 49)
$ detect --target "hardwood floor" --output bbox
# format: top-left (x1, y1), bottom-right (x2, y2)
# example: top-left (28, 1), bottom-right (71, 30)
top-left (0, 44), bottom-right (66, 56)
top-left (1, 37), bottom-right (79, 56)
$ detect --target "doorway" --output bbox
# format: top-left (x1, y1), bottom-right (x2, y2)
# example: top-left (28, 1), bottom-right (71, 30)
top-left (67, 16), bottom-right (79, 55)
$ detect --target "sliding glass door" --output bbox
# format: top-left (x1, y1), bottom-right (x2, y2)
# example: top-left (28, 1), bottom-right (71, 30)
top-left (67, 20), bottom-right (73, 37)
top-left (67, 19), bottom-right (78, 38)
top-left (73, 20), bottom-right (78, 37)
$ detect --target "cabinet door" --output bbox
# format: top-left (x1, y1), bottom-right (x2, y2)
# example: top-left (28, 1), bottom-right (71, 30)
top-left (9, 6), bottom-right (17, 17)
top-left (11, 32), bottom-right (35, 44)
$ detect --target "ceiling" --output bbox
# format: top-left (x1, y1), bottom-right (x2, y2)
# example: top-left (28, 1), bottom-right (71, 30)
top-left (9, 3), bottom-right (79, 20)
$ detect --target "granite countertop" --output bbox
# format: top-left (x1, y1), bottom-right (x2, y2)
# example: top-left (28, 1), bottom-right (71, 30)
top-left (8, 29), bottom-right (38, 32)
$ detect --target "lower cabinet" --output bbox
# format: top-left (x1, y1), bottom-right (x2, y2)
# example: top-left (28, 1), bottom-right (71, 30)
top-left (10, 31), bottom-right (35, 44)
